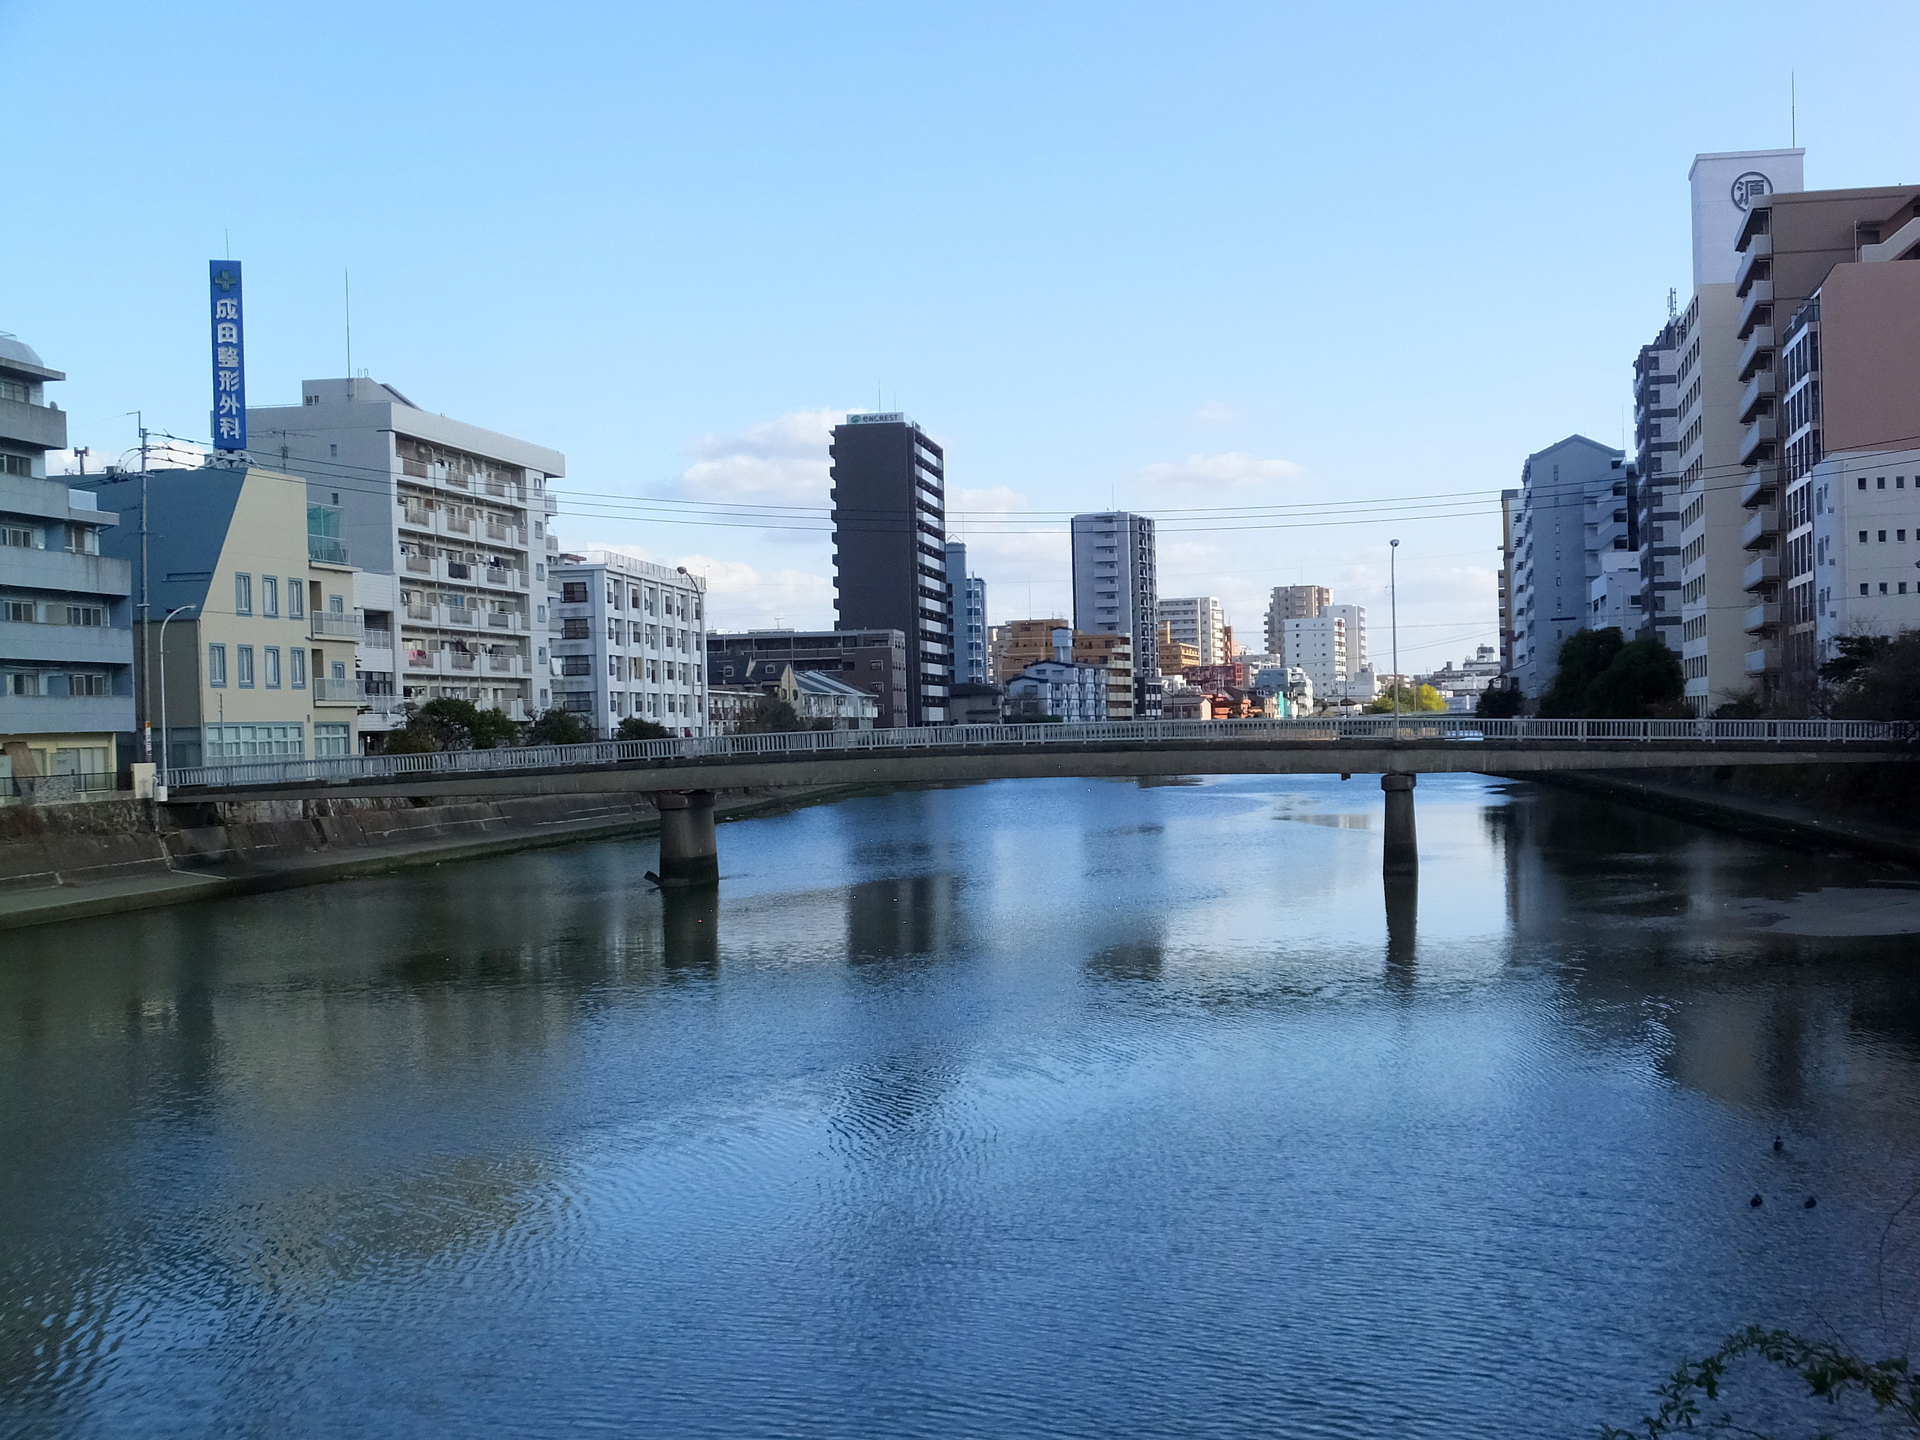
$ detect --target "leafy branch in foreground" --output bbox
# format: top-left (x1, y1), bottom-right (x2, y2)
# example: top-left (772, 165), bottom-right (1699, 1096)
top-left (1601, 1326), bottom-right (1920, 1439)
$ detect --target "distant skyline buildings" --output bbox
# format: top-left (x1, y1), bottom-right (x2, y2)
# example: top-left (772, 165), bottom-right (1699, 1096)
top-left (1070, 511), bottom-right (1159, 717)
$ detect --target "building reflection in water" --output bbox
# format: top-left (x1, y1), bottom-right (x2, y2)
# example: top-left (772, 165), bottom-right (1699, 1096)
top-left (1384, 870), bottom-right (1417, 978)
top-left (660, 885), bottom-right (720, 972)
top-left (844, 874), bottom-right (957, 966)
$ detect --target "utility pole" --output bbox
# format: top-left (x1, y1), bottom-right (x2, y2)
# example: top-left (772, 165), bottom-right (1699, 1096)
top-left (136, 412), bottom-right (152, 763)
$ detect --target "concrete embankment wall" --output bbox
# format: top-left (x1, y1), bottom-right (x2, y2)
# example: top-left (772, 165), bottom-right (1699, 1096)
top-left (0, 785), bottom-right (848, 931)
top-left (1523, 762), bottom-right (1920, 869)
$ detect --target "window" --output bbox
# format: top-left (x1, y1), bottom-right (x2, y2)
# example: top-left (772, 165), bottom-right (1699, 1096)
top-left (204, 722), bottom-right (305, 760)
top-left (63, 604), bottom-right (105, 627)
top-left (1859, 476), bottom-right (1868, 490)
top-left (2, 526), bottom-right (39, 548)
top-left (237, 645), bottom-right (255, 687)
top-left (6, 672), bottom-right (42, 696)
top-left (561, 618), bottom-right (591, 639)
top-left (1879, 477), bottom-right (1887, 490)
top-left (1862, 584), bottom-right (1870, 596)
top-left (3, 600), bottom-right (31, 623)
top-left (329, 594), bottom-right (344, 614)
top-left (234, 573), bottom-right (253, 615)
top-left (560, 656), bottom-right (592, 676)
top-left (264, 647), bottom-right (281, 688)
top-left (1880, 531), bottom-right (1888, 543)
top-left (561, 582), bottom-right (589, 603)
top-left (208, 643), bottom-right (228, 686)
top-left (313, 722), bottom-right (352, 757)
top-left (2, 456), bottom-right (32, 477)
top-left (1861, 531), bottom-right (1870, 543)
top-left (263, 576), bottom-right (280, 617)
top-left (1881, 583), bottom-right (1890, 595)
top-left (291, 648), bottom-right (307, 688)
top-left (289, 583), bottom-right (304, 619)
top-left (68, 673), bottom-right (109, 697)
top-left (65, 526), bottom-right (98, 555)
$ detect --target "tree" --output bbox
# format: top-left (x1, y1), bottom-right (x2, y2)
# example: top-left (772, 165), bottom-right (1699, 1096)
top-left (615, 717), bottom-right (672, 741)
top-left (1603, 1325), bottom-right (1920, 1438)
top-left (1477, 684), bottom-right (1525, 719)
top-left (734, 694), bottom-right (804, 733)
top-left (1830, 631), bottom-right (1920, 720)
top-left (1583, 638), bottom-right (1686, 719)
top-left (1539, 628), bottom-right (1625, 718)
top-left (1368, 683), bottom-right (1449, 714)
top-left (524, 707), bottom-right (591, 746)
top-left (389, 697), bottom-right (520, 751)
top-left (1820, 634), bottom-right (1893, 688)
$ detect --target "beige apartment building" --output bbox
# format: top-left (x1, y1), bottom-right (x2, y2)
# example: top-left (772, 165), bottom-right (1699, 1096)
top-left (85, 466), bottom-right (361, 769)
top-left (1731, 183), bottom-right (1920, 698)
top-left (994, 618), bottom-right (1134, 718)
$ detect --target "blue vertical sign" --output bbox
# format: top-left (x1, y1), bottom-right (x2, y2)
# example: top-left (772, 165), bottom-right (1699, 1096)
top-left (209, 261), bottom-right (246, 452)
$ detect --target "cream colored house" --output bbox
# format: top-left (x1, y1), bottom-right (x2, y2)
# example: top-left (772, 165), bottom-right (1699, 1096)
top-left (86, 465), bottom-right (360, 769)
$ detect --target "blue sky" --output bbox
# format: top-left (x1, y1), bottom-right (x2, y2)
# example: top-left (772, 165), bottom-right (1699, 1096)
top-left (7, 0), bottom-right (1918, 666)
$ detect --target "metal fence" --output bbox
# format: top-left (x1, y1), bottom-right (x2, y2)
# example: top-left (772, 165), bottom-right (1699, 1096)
top-left (163, 716), bottom-right (1918, 793)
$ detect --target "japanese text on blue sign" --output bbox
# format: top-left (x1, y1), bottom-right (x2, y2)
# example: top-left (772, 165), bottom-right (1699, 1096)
top-left (209, 262), bottom-right (246, 451)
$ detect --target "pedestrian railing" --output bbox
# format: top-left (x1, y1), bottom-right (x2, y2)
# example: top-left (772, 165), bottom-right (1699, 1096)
top-left (163, 716), bottom-right (1918, 793)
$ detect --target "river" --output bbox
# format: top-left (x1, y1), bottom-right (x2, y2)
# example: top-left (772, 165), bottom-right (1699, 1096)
top-left (5, 773), bottom-right (1920, 1438)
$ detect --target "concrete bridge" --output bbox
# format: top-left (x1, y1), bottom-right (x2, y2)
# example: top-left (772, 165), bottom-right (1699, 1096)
top-left (166, 717), bottom-right (1915, 885)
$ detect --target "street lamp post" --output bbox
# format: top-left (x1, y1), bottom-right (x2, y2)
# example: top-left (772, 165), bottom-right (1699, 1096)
top-left (1389, 539), bottom-right (1400, 742)
top-left (156, 603), bottom-right (197, 794)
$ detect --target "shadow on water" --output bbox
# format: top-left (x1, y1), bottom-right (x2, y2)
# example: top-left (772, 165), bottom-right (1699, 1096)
top-left (846, 874), bottom-right (957, 966)
top-left (1384, 870), bottom-right (1417, 979)
top-left (661, 886), bottom-right (720, 973)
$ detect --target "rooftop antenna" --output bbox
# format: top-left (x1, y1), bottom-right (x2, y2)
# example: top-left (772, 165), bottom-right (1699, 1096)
top-left (1791, 72), bottom-right (1796, 148)
top-left (1667, 287), bottom-right (1677, 320)
top-left (344, 269), bottom-right (353, 388)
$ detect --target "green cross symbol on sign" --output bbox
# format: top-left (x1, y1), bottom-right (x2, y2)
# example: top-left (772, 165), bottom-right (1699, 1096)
top-left (213, 269), bottom-right (238, 290)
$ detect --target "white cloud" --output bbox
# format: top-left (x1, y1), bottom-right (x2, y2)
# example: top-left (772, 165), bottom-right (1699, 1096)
top-left (677, 407), bottom-right (839, 505)
top-left (1193, 401), bottom-right (1241, 425)
top-left (1137, 451), bottom-right (1306, 490)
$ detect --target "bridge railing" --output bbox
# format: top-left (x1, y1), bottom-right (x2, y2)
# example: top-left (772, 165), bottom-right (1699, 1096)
top-left (164, 715), bottom-right (1915, 792)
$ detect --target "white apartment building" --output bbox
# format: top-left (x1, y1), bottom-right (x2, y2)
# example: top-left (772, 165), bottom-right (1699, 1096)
top-left (1808, 447), bottom-right (1920, 665)
top-left (1071, 512), bottom-right (1160, 715)
top-left (1156, 595), bottom-right (1227, 666)
top-left (1282, 614), bottom-right (1346, 699)
top-left (247, 378), bottom-right (561, 726)
top-left (1586, 477), bottom-right (1639, 634)
top-left (1323, 603), bottom-right (1368, 675)
top-left (549, 550), bottom-right (708, 737)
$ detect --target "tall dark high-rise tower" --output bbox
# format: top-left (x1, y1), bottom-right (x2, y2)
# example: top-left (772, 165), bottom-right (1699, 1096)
top-left (830, 413), bottom-right (951, 724)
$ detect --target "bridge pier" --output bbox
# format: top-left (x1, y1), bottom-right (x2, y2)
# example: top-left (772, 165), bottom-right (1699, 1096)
top-left (1381, 772), bottom-right (1417, 873)
top-left (653, 789), bottom-right (719, 887)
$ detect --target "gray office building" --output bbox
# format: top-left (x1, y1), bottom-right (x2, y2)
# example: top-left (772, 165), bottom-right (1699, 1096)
top-left (945, 541), bottom-right (988, 686)
top-left (0, 335), bottom-right (136, 793)
top-left (1508, 434), bottom-right (1627, 699)
top-left (1069, 511), bottom-right (1160, 716)
top-left (830, 413), bottom-right (950, 724)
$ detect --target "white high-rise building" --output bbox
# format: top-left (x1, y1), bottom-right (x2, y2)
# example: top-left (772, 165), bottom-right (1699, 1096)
top-left (248, 379), bottom-right (560, 724)
top-left (1156, 596), bottom-right (1227, 666)
top-left (1071, 512), bottom-right (1160, 715)
top-left (945, 541), bottom-right (988, 686)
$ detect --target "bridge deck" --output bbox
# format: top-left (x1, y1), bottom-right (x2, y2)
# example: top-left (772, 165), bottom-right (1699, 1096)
top-left (166, 721), bottom-right (1916, 805)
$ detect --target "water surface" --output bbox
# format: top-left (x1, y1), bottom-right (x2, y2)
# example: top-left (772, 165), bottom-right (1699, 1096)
top-left (6, 774), bottom-right (1920, 1438)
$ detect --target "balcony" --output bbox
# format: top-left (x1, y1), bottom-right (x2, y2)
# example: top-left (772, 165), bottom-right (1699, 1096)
top-left (403, 553), bottom-right (433, 576)
top-left (1733, 236), bottom-right (1772, 293)
top-left (1738, 415), bottom-right (1777, 466)
top-left (1736, 280), bottom-right (1773, 338)
top-left (1742, 554), bottom-right (1780, 592)
top-left (404, 649), bottom-right (438, 672)
top-left (542, 491), bottom-right (559, 517)
top-left (0, 546), bottom-right (133, 598)
top-left (1744, 648), bottom-right (1776, 676)
top-left (1739, 465), bottom-right (1779, 508)
top-left (442, 512), bottom-right (473, 536)
top-left (307, 534), bottom-right (350, 566)
top-left (0, 396), bottom-right (68, 450)
top-left (485, 609), bottom-right (522, 631)
top-left (447, 652), bottom-right (477, 672)
top-left (311, 676), bottom-right (359, 705)
top-left (404, 602), bottom-right (436, 622)
top-left (1740, 506), bottom-right (1780, 550)
top-left (1738, 325), bottom-right (1774, 381)
top-left (1742, 601), bottom-right (1781, 634)
top-left (1738, 368), bottom-right (1776, 425)
top-left (401, 507), bottom-right (433, 532)
top-left (309, 610), bottom-right (363, 640)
